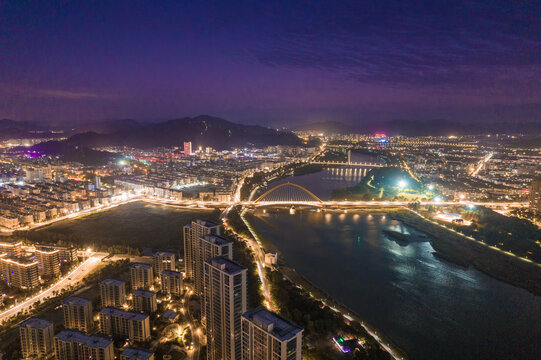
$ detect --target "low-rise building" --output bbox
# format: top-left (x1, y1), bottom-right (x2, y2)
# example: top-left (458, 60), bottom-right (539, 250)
top-left (130, 263), bottom-right (153, 290)
top-left (160, 270), bottom-right (183, 296)
top-left (36, 248), bottom-right (61, 276)
top-left (153, 251), bottom-right (175, 274)
top-left (19, 317), bottom-right (54, 358)
top-left (133, 289), bottom-right (157, 314)
top-left (54, 329), bottom-right (114, 360)
top-left (99, 307), bottom-right (151, 342)
top-left (100, 279), bottom-right (126, 308)
top-left (0, 256), bottom-right (39, 289)
top-left (0, 240), bottom-right (22, 257)
top-left (36, 244), bottom-right (77, 263)
top-left (120, 347), bottom-right (155, 360)
top-left (63, 297), bottom-right (93, 333)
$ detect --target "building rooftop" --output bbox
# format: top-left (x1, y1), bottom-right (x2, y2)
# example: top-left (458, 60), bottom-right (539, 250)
top-left (162, 309), bottom-right (179, 321)
top-left (133, 289), bottom-right (156, 298)
top-left (121, 347), bottom-right (154, 359)
top-left (161, 269), bottom-right (182, 277)
top-left (63, 296), bottom-right (91, 306)
top-left (206, 257), bottom-right (246, 275)
top-left (194, 219), bottom-right (219, 228)
top-left (130, 262), bottom-right (152, 269)
top-left (202, 234), bottom-right (231, 246)
top-left (19, 317), bottom-right (53, 329)
top-left (242, 306), bottom-right (303, 342)
top-left (154, 251), bottom-right (175, 257)
top-left (100, 278), bottom-right (124, 286)
top-left (55, 329), bottom-right (112, 348)
top-left (100, 307), bottom-right (149, 321)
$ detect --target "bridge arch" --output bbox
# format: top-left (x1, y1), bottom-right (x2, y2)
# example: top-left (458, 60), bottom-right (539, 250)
top-left (253, 182), bottom-right (322, 203)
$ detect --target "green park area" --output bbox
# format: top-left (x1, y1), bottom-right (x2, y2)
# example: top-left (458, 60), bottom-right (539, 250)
top-left (332, 167), bottom-right (435, 201)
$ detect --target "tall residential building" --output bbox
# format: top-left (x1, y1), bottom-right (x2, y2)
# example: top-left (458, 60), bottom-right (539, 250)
top-left (36, 248), bottom-right (61, 276)
top-left (100, 279), bottom-right (127, 307)
top-left (54, 329), bottom-right (114, 360)
top-left (160, 270), bottom-right (183, 296)
top-left (153, 251), bottom-right (176, 274)
top-left (241, 307), bottom-right (303, 360)
top-left (0, 240), bottom-right (22, 257)
top-left (99, 308), bottom-right (151, 342)
top-left (63, 297), bottom-right (93, 333)
top-left (120, 347), bottom-right (155, 360)
top-left (195, 234), bottom-right (232, 296)
top-left (204, 257), bottom-right (247, 360)
top-left (183, 141), bottom-right (192, 155)
top-left (183, 220), bottom-right (221, 281)
top-left (0, 256), bottom-right (39, 289)
top-left (130, 263), bottom-right (154, 290)
top-left (133, 289), bottom-right (157, 314)
top-left (19, 317), bottom-right (54, 358)
top-left (530, 178), bottom-right (541, 214)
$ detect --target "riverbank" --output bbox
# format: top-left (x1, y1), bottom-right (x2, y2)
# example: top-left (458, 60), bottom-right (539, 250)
top-left (279, 266), bottom-right (407, 360)
top-left (390, 210), bottom-right (541, 296)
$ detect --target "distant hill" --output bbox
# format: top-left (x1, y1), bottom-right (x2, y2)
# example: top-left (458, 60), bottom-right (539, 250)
top-left (0, 119), bottom-right (48, 132)
top-left (34, 115), bottom-right (301, 151)
top-left (68, 119), bottom-right (142, 135)
top-left (292, 121), bottom-right (358, 134)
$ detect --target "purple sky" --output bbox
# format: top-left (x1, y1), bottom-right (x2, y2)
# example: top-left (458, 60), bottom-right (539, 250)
top-left (1, 1), bottom-right (540, 126)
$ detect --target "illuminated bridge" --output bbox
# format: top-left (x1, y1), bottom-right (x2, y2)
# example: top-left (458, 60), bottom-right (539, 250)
top-left (252, 182), bottom-right (323, 206)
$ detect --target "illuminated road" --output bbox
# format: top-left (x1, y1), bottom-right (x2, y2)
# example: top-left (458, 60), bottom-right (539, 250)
top-left (183, 286), bottom-right (202, 360)
top-left (0, 253), bottom-right (106, 323)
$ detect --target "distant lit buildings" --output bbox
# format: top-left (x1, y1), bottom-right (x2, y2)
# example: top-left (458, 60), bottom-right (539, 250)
top-left (530, 178), bottom-right (541, 214)
top-left (183, 219), bottom-right (221, 292)
top-left (241, 307), bottom-right (303, 360)
top-left (133, 289), bottom-right (157, 314)
top-left (204, 257), bottom-right (247, 360)
top-left (100, 279), bottom-right (127, 308)
top-left (63, 297), bottom-right (93, 333)
top-left (54, 329), bottom-right (114, 360)
top-left (19, 317), bottom-right (54, 358)
top-left (120, 347), bottom-right (155, 360)
top-left (130, 263), bottom-right (154, 290)
top-left (99, 307), bottom-right (151, 342)
top-left (160, 270), bottom-right (183, 296)
top-left (183, 141), bottom-right (192, 156)
top-left (153, 251), bottom-right (175, 274)
top-left (0, 256), bottom-right (39, 289)
top-left (36, 247), bottom-right (61, 276)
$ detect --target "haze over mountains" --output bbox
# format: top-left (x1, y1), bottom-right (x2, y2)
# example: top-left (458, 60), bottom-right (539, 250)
top-left (292, 120), bottom-right (541, 136)
top-left (3, 117), bottom-right (540, 143)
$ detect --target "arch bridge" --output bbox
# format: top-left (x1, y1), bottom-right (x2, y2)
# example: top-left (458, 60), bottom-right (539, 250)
top-left (252, 182), bottom-right (323, 207)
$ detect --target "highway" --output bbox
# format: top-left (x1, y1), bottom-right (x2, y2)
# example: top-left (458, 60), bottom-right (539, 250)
top-left (0, 253), bottom-right (107, 323)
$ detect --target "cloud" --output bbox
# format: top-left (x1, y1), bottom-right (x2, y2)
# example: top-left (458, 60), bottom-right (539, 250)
top-left (33, 88), bottom-right (109, 99)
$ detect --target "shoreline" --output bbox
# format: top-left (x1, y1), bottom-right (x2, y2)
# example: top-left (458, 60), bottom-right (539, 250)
top-left (389, 210), bottom-right (541, 297)
top-left (244, 210), bottom-right (407, 360)
top-left (279, 265), bottom-right (407, 360)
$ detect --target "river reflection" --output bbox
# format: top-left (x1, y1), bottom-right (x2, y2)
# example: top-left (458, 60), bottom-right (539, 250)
top-left (250, 210), bottom-right (541, 360)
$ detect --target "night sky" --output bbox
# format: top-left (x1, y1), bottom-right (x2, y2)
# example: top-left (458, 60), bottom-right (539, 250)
top-left (1, 1), bottom-right (540, 126)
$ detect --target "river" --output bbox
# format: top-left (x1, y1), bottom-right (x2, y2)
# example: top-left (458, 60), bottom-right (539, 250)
top-left (249, 156), bottom-right (541, 360)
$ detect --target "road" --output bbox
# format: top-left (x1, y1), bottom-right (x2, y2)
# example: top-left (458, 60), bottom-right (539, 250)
top-left (0, 253), bottom-right (107, 323)
top-left (184, 286), bottom-right (202, 360)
